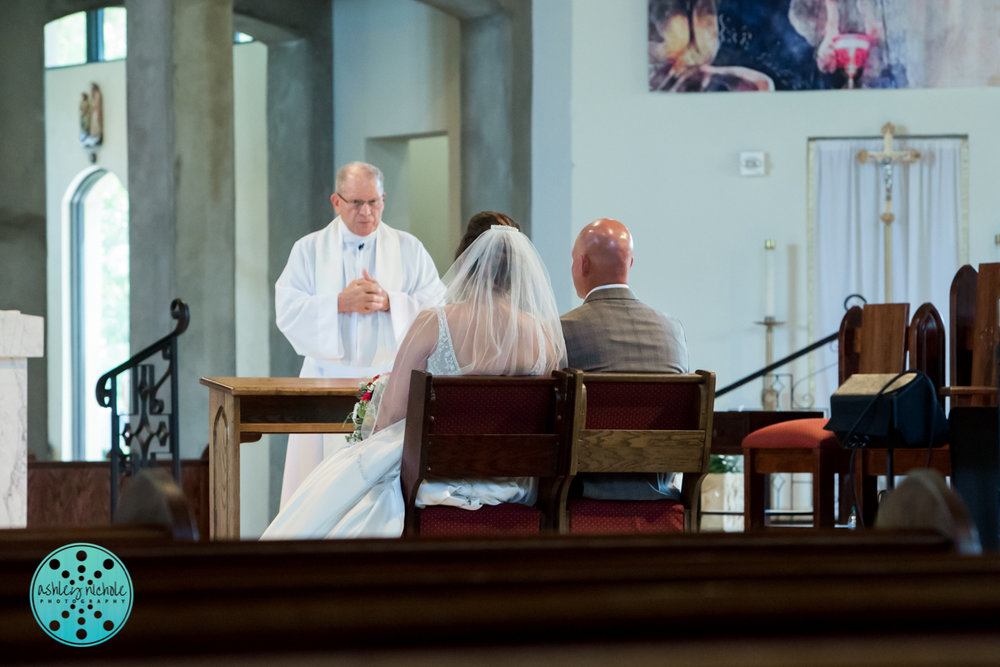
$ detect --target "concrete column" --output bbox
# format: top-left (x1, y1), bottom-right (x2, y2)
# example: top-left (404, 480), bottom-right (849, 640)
top-left (233, 0), bottom-right (335, 518)
top-left (265, 32), bottom-right (334, 518)
top-left (126, 0), bottom-right (236, 458)
top-left (416, 0), bottom-right (532, 233)
top-left (266, 35), bottom-right (334, 381)
top-left (0, 3), bottom-right (49, 460)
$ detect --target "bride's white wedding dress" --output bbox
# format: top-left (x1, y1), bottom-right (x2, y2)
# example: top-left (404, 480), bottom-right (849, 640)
top-left (261, 307), bottom-right (536, 539)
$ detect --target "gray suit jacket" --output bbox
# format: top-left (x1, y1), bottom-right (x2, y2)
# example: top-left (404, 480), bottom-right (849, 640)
top-left (561, 286), bottom-right (690, 501)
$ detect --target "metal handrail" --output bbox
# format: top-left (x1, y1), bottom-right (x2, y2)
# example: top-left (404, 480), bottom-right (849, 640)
top-left (716, 332), bottom-right (837, 397)
top-left (95, 298), bottom-right (189, 518)
top-left (716, 294), bottom-right (866, 398)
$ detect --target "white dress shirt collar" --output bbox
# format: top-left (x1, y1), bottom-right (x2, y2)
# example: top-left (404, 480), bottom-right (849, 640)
top-left (585, 283), bottom-right (630, 300)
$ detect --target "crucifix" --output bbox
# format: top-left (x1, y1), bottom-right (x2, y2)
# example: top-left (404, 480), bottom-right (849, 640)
top-left (856, 123), bottom-right (921, 303)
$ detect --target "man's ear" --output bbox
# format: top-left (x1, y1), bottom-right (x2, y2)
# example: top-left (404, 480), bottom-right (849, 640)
top-left (330, 193), bottom-right (339, 212)
top-left (580, 254), bottom-right (591, 276)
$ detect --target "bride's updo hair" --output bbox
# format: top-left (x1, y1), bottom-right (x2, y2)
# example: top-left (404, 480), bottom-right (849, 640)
top-left (442, 216), bottom-right (567, 375)
top-left (455, 211), bottom-right (520, 258)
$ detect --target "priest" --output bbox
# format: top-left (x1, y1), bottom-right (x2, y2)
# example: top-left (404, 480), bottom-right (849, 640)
top-left (275, 161), bottom-right (445, 507)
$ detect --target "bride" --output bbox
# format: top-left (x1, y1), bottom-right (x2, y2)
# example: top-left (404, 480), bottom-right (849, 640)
top-left (262, 216), bottom-right (567, 539)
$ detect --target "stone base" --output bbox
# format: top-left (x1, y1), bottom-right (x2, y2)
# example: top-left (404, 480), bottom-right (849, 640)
top-left (0, 358), bottom-right (28, 527)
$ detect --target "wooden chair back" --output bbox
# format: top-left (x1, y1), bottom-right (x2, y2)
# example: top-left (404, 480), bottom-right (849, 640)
top-left (400, 370), bottom-right (578, 536)
top-left (909, 302), bottom-right (947, 393)
top-left (839, 303), bottom-right (910, 383)
top-left (970, 264), bottom-right (1000, 390)
top-left (564, 369), bottom-right (716, 530)
top-left (950, 264), bottom-right (979, 386)
top-left (948, 263), bottom-right (1000, 407)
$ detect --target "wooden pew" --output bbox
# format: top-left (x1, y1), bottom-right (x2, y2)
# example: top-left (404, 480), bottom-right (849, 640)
top-left (4, 468), bottom-right (200, 550)
top-left (400, 370), bottom-right (578, 536)
top-left (27, 456), bottom-right (209, 536)
top-left (2, 530), bottom-right (995, 663)
top-left (560, 369), bottom-right (715, 534)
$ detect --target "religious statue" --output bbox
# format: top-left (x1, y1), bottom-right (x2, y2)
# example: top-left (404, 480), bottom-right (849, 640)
top-left (79, 82), bottom-right (104, 150)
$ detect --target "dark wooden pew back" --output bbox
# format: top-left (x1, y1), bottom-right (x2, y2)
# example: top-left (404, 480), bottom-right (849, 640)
top-left (2, 530), bottom-right (993, 663)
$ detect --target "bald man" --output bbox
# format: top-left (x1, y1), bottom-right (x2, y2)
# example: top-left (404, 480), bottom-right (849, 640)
top-left (562, 219), bottom-right (688, 373)
top-left (561, 218), bottom-right (689, 501)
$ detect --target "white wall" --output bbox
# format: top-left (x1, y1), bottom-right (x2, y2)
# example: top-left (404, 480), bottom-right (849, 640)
top-left (534, 0), bottom-right (1000, 412)
top-left (333, 0), bottom-right (461, 261)
top-left (531, 0), bottom-right (574, 310)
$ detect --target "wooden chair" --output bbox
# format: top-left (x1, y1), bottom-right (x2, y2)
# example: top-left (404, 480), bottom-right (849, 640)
top-left (559, 369), bottom-right (715, 534)
top-left (852, 303), bottom-right (951, 526)
top-left (943, 263), bottom-right (1000, 408)
top-left (742, 303), bottom-right (909, 529)
top-left (399, 370), bottom-right (578, 537)
top-left (942, 263), bottom-right (1000, 548)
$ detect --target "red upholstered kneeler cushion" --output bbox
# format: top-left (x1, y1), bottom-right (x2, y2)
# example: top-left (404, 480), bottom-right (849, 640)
top-left (568, 499), bottom-right (685, 534)
top-left (417, 504), bottom-right (541, 537)
top-left (741, 417), bottom-right (839, 449)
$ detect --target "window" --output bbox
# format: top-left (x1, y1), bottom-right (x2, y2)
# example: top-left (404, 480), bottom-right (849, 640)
top-left (45, 8), bottom-right (127, 68)
top-left (44, 11), bottom-right (87, 68)
top-left (69, 170), bottom-right (130, 461)
top-left (102, 8), bottom-right (127, 61)
top-left (46, 9), bottom-right (251, 69)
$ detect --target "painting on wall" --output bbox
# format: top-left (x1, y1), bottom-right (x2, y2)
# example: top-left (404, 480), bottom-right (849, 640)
top-left (649, 0), bottom-right (1000, 92)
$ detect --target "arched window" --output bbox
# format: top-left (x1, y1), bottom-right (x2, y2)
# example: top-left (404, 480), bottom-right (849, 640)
top-left (68, 169), bottom-right (129, 460)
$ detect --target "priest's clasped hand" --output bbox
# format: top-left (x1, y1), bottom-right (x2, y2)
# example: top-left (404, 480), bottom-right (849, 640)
top-left (338, 269), bottom-right (390, 314)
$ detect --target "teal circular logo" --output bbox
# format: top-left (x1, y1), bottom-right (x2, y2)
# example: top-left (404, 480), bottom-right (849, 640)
top-left (30, 543), bottom-right (133, 646)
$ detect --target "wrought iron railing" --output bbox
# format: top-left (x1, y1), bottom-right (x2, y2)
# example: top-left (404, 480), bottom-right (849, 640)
top-left (716, 294), bottom-right (867, 399)
top-left (95, 298), bottom-right (189, 518)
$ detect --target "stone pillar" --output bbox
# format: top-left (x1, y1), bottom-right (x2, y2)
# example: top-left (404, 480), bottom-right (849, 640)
top-left (462, 1), bottom-right (531, 231)
top-left (233, 0), bottom-right (334, 519)
top-left (0, 3), bottom-right (48, 461)
top-left (416, 0), bottom-right (532, 233)
top-left (0, 311), bottom-right (44, 528)
top-left (126, 0), bottom-right (236, 458)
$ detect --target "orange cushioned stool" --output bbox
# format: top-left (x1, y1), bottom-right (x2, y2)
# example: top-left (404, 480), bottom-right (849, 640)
top-left (742, 417), bottom-right (850, 530)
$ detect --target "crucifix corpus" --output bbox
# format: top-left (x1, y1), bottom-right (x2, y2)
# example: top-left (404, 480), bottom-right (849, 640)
top-left (856, 123), bottom-right (921, 303)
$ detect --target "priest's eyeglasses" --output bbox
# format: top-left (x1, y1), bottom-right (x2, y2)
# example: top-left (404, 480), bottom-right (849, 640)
top-left (337, 193), bottom-right (383, 210)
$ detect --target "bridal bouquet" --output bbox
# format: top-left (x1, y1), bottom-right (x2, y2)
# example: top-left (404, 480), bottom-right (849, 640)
top-left (345, 375), bottom-right (383, 443)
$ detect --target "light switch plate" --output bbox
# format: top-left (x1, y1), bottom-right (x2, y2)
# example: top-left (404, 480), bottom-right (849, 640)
top-left (739, 151), bottom-right (766, 176)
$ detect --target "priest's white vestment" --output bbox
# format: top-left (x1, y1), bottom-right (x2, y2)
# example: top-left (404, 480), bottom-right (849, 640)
top-left (275, 216), bottom-right (445, 507)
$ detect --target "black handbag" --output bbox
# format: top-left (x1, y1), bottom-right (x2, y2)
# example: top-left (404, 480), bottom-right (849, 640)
top-left (825, 370), bottom-right (950, 449)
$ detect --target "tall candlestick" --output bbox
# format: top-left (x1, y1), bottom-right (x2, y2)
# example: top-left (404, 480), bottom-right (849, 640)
top-left (764, 239), bottom-right (776, 319)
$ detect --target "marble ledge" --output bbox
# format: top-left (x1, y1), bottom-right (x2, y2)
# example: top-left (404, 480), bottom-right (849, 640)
top-left (0, 311), bottom-right (44, 358)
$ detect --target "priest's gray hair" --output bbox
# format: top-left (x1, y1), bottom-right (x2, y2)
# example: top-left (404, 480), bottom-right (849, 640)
top-left (336, 162), bottom-right (384, 195)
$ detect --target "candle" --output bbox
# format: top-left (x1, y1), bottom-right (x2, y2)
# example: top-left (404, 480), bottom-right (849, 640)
top-left (764, 239), bottom-right (776, 319)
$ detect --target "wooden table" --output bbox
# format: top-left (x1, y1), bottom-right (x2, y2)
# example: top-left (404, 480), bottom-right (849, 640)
top-left (200, 377), bottom-right (364, 539)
